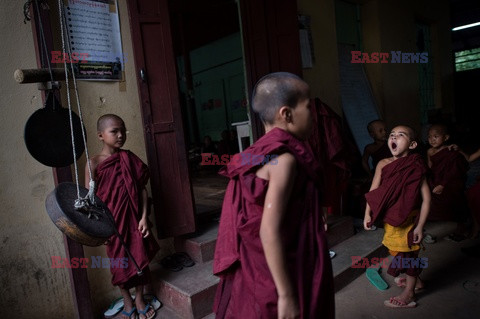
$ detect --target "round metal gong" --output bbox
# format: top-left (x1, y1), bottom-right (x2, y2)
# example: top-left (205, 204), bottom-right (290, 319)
top-left (45, 182), bottom-right (115, 246)
top-left (24, 91), bottom-right (85, 167)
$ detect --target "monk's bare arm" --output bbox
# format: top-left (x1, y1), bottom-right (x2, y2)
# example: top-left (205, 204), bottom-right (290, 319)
top-left (138, 188), bottom-right (150, 238)
top-left (258, 152), bottom-right (299, 318)
top-left (413, 178), bottom-right (431, 244)
top-left (364, 159), bottom-right (387, 230)
top-left (468, 148), bottom-right (480, 162)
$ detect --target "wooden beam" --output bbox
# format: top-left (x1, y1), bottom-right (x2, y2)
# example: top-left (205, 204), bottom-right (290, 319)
top-left (14, 68), bottom-right (66, 84)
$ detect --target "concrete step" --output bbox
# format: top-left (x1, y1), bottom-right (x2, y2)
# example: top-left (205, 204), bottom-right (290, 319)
top-left (174, 222), bottom-right (219, 264)
top-left (326, 215), bottom-right (355, 248)
top-left (330, 228), bottom-right (388, 292)
top-left (152, 260), bottom-right (219, 319)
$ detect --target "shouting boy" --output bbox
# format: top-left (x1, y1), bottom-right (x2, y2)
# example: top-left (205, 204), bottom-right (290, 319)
top-left (364, 125), bottom-right (431, 308)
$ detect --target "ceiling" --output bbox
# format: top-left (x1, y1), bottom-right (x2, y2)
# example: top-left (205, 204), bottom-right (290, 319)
top-left (450, 0), bottom-right (480, 51)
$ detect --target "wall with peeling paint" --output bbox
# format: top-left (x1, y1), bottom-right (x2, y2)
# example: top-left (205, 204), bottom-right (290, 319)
top-left (0, 1), bottom-right (173, 317)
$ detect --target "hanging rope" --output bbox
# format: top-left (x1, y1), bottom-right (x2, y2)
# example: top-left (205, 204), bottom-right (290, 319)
top-left (57, 0), bottom-right (96, 211)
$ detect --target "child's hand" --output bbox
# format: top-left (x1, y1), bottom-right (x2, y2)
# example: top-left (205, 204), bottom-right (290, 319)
top-left (413, 226), bottom-right (423, 244)
top-left (138, 218), bottom-right (150, 238)
top-left (432, 185), bottom-right (444, 194)
top-left (278, 294), bottom-right (300, 319)
top-left (447, 144), bottom-right (459, 151)
top-left (363, 214), bottom-right (372, 230)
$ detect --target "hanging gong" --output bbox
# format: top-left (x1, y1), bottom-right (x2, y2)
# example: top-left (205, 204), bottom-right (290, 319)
top-left (24, 91), bottom-right (85, 167)
top-left (45, 182), bottom-right (115, 247)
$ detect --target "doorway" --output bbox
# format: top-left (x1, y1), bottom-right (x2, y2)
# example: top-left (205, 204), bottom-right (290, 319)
top-left (169, 0), bottom-right (250, 220)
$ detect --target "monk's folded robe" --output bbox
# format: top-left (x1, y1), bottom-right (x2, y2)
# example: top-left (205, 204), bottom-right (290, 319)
top-left (95, 150), bottom-right (159, 286)
top-left (428, 148), bottom-right (468, 221)
top-left (365, 153), bottom-right (427, 248)
top-left (213, 128), bottom-right (334, 319)
top-left (371, 142), bottom-right (392, 170)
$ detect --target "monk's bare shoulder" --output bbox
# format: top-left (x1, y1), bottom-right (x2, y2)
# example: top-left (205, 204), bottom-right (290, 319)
top-left (377, 157), bottom-right (393, 169)
top-left (256, 152), bottom-right (296, 181)
top-left (88, 154), bottom-right (109, 171)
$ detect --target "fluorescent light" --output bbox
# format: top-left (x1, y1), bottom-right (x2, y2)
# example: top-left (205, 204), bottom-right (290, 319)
top-left (452, 22), bottom-right (480, 31)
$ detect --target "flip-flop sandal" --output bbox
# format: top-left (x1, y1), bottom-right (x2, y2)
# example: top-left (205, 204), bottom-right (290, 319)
top-left (160, 255), bottom-right (183, 272)
top-left (172, 252), bottom-right (195, 267)
top-left (384, 297), bottom-right (416, 308)
top-left (138, 303), bottom-right (155, 319)
top-left (144, 294), bottom-right (162, 311)
top-left (366, 267), bottom-right (389, 291)
top-left (120, 307), bottom-right (137, 319)
top-left (329, 250), bottom-right (336, 259)
top-left (104, 294), bottom-right (136, 318)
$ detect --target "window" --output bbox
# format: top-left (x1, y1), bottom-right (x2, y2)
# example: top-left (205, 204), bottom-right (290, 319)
top-left (455, 48), bottom-right (480, 72)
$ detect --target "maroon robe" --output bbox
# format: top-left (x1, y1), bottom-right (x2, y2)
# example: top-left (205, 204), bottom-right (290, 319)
top-left (95, 150), bottom-right (159, 286)
top-left (365, 153), bottom-right (427, 247)
top-left (213, 128), bottom-right (334, 319)
top-left (308, 97), bottom-right (355, 212)
top-left (428, 148), bottom-right (469, 221)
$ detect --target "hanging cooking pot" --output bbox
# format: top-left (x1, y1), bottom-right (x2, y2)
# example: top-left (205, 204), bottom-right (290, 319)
top-left (24, 90), bottom-right (85, 167)
top-left (45, 182), bottom-right (115, 246)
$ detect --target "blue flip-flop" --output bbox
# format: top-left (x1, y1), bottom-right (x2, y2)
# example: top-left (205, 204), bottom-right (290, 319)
top-left (144, 294), bottom-right (162, 311)
top-left (104, 294), bottom-right (136, 318)
top-left (138, 303), bottom-right (155, 319)
top-left (120, 307), bottom-right (137, 319)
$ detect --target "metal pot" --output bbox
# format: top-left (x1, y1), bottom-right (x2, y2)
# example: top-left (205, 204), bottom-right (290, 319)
top-left (45, 182), bottom-right (115, 246)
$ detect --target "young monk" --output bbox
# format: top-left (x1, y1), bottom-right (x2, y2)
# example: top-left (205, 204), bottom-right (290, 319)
top-left (362, 120), bottom-right (391, 178)
top-left (213, 72), bottom-right (334, 318)
top-left (364, 125), bottom-right (431, 308)
top-left (85, 114), bottom-right (159, 319)
top-left (426, 124), bottom-right (469, 240)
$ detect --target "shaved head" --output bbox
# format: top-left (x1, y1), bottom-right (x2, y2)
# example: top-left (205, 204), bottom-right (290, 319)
top-left (429, 123), bottom-right (448, 135)
top-left (252, 72), bottom-right (309, 124)
top-left (97, 114), bottom-right (125, 132)
top-left (393, 125), bottom-right (417, 142)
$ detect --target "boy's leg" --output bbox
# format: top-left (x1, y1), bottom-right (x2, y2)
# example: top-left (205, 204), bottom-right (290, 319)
top-left (120, 287), bottom-right (135, 318)
top-left (135, 284), bottom-right (155, 319)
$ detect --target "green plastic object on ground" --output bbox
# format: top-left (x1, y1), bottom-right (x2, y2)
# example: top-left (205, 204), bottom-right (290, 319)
top-left (366, 267), bottom-right (389, 290)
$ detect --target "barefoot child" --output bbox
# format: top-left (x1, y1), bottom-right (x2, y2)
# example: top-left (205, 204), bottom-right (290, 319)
top-left (86, 114), bottom-right (159, 319)
top-left (213, 72), bottom-right (335, 318)
top-left (364, 125), bottom-right (431, 308)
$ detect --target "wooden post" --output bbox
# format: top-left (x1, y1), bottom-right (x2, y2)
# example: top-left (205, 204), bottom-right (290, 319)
top-left (29, 2), bottom-right (94, 318)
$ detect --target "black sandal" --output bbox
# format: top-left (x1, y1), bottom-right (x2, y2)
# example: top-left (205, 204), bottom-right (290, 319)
top-left (172, 252), bottom-right (195, 267)
top-left (160, 255), bottom-right (183, 272)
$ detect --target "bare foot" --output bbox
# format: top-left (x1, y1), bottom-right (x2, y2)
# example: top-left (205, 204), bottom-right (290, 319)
top-left (136, 298), bottom-right (155, 319)
top-left (384, 295), bottom-right (417, 308)
top-left (394, 276), bottom-right (424, 290)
